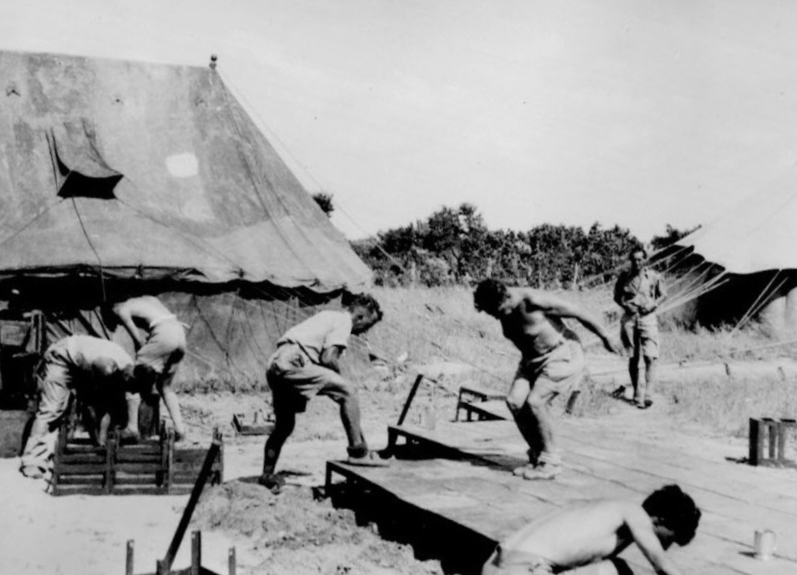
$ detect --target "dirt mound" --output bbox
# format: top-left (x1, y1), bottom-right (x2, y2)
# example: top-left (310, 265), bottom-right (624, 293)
top-left (191, 481), bottom-right (442, 575)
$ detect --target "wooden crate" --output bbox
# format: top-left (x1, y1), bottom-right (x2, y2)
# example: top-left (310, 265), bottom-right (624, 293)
top-left (51, 427), bottom-right (223, 496)
top-left (749, 417), bottom-right (797, 468)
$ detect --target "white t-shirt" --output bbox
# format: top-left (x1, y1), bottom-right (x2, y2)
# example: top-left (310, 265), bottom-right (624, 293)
top-left (277, 310), bottom-right (352, 363)
top-left (51, 335), bottom-right (134, 373)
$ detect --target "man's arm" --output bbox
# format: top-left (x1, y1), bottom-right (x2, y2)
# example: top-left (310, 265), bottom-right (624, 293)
top-left (624, 506), bottom-right (684, 575)
top-left (613, 274), bottom-right (636, 314)
top-left (525, 291), bottom-right (620, 354)
top-left (112, 302), bottom-right (146, 348)
top-left (640, 273), bottom-right (667, 315)
top-left (320, 345), bottom-right (345, 373)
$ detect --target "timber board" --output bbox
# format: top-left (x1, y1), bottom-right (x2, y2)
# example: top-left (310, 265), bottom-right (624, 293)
top-left (372, 419), bottom-right (797, 573)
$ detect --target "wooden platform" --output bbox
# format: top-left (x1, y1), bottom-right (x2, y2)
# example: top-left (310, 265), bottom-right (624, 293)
top-left (328, 416), bottom-right (797, 574)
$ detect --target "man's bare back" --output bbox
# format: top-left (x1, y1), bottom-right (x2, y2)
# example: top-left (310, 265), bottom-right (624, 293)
top-left (483, 485), bottom-right (700, 575)
top-left (494, 288), bottom-right (618, 360)
top-left (498, 501), bottom-right (636, 568)
top-left (498, 289), bottom-right (576, 360)
top-left (112, 296), bottom-right (175, 345)
top-left (114, 295), bottom-right (172, 326)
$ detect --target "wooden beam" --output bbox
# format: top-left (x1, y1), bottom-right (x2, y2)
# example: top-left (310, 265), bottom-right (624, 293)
top-left (126, 540), bottom-right (134, 575)
top-left (159, 429), bottom-right (223, 573)
top-left (397, 375), bottom-right (424, 427)
top-left (228, 548), bottom-right (236, 575)
top-left (191, 531), bottom-right (201, 575)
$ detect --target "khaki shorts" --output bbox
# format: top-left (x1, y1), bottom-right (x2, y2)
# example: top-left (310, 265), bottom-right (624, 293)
top-left (514, 340), bottom-right (586, 402)
top-left (266, 343), bottom-right (346, 413)
top-left (620, 312), bottom-right (659, 359)
top-left (137, 319), bottom-right (186, 378)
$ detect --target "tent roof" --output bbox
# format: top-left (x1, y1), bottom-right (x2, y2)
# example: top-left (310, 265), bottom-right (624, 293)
top-left (0, 50), bottom-right (371, 291)
top-left (675, 168), bottom-right (797, 275)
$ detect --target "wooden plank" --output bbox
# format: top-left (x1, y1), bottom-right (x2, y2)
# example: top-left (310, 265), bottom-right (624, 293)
top-left (115, 475), bottom-right (160, 485)
top-left (56, 475), bottom-right (104, 486)
top-left (328, 460), bottom-right (662, 574)
top-left (114, 462), bottom-right (161, 474)
top-left (390, 421), bottom-right (797, 572)
top-left (421, 419), bottom-right (797, 549)
top-left (51, 486), bottom-right (109, 496)
top-left (403, 418), bottom-right (797, 519)
top-left (332, 457), bottom-right (797, 575)
top-left (115, 454), bottom-right (162, 464)
top-left (60, 453), bottom-right (106, 464)
top-left (56, 463), bottom-right (108, 475)
top-left (559, 417), bottom-right (797, 504)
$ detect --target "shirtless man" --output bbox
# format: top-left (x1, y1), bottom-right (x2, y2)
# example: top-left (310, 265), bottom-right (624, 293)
top-left (482, 484), bottom-right (701, 574)
top-left (260, 292), bottom-right (386, 492)
top-left (474, 279), bottom-right (619, 480)
top-left (108, 295), bottom-right (187, 441)
top-left (614, 248), bottom-right (666, 409)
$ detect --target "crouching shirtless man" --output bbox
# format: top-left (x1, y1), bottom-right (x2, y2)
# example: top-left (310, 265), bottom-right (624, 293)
top-left (482, 484), bottom-right (701, 574)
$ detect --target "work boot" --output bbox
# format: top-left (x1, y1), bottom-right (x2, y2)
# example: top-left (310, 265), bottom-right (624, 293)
top-left (521, 463), bottom-right (560, 480)
top-left (346, 445), bottom-right (390, 467)
top-left (258, 473), bottom-right (285, 493)
top-left (512, 463), bottom-right (536, 477)
top-left (513, 447), bottom-right (539, 476)
top-left (522, 452), bottom-right (562, 480)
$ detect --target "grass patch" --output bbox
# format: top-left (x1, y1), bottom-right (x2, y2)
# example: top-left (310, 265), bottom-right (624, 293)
top-left (174, 286), bottom-right (797, 442)
top-left (658, 375), bottom-right (797, 438)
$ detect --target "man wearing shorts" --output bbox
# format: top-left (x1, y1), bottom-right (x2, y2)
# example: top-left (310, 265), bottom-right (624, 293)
top-left (474, 279), bottom-right (619, 480)
top-left (109, 295), bottom-right (187, 441)
top-left (20, 335), bottom-right (135, 479)
top-left (259, 293), bottom-right (386, 491)
top-left (482, 484), bottom-right (700, 575)
top-left (614, 248), bottom-right (666, 409)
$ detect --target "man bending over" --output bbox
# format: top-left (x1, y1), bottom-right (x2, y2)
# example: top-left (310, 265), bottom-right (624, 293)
top-left (482, 484), bottom-right (701, 574)
top-left (474, 279), bottom-right (619, 480)
top-left (108, 294), bottom-right (187, 441)
top-left (20, 335), bottom-right (135, 479)
top-left (260, 292), bottom-right (386, 492)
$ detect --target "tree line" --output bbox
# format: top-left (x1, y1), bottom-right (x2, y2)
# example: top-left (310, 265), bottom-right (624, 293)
top-left (312, 196), bottom-right (691, 288)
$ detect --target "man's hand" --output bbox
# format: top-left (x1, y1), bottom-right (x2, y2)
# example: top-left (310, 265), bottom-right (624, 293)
top-left (624, 303), bottom-right (640, 315)
top-left (320, 346), bottom-right (344, 374)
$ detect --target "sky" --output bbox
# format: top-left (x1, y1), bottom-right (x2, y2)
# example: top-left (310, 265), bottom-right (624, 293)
top-left (3, 0), bottom-right (797, 242)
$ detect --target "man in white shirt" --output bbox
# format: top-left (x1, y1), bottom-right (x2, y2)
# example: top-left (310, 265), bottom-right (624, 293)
top-left (259, 292), bottom-right (385, 491)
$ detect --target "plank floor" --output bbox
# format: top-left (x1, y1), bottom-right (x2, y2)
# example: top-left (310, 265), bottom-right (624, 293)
top-left (329, 414), bottom-right (797, 574)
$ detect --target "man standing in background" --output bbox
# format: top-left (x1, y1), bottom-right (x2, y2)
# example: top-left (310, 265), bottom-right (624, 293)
top-left (614, 247), bottom-right (666, 409)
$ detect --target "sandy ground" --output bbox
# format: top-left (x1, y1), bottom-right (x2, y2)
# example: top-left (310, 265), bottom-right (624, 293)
top-left (0, 361), bottom-right (784, 575)
top-left (0, 389), bottom-right (439, 575)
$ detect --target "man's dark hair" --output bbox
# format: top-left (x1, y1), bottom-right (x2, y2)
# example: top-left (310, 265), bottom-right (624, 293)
top-left (629, 246), bottom-right (648, 260)
top-left (342, 291), bottom-right (383, 322)
top-left (643, 484), bottom-right (701, 546)
top-left (473, 279), bottom-right (508, 315)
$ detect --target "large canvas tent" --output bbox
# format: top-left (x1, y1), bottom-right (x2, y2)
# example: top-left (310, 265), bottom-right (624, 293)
top-left (673, 169), bottom-right (797, 336)
top-left (0, 50), bottom-right (372, 384)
